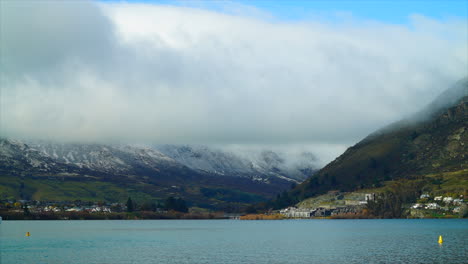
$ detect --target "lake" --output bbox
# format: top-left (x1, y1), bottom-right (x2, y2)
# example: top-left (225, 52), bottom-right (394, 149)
top-left (1, 219), bottom-right (467, 264)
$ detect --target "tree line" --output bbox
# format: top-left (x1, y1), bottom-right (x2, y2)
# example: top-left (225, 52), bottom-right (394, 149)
top-left (126, 196), bottom-right (188, 213)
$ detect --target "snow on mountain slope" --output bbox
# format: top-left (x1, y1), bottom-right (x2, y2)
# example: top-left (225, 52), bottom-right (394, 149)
top-left (155, 145), bottom-right (319, 183)
top-left (0, 139), bottom-right (182, 176)
top-left (1, 139), bottom-right (319, 184)
top-left (25, 141), bottom-right (180, 174)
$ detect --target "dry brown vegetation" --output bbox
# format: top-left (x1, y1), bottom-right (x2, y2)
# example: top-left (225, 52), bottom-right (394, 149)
top-left (240, 213), bottom-right (285, 220)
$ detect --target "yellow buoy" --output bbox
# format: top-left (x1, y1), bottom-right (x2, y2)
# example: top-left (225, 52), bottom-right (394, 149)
top-left (25, 232), bottom-right (30, 237)
top-left (438, 235), bottom-right (443, 244)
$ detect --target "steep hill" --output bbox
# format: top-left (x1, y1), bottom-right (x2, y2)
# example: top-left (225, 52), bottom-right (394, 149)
top-left (287, 79), bottom-right (468, 203)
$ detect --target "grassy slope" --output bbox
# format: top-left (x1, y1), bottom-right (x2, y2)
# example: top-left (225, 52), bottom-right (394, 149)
top-left (420, 169), bottom-right (468, 195)
top-left (297, 168), bottom-right (468, 209)
top-left (0, 175), bottom-right (137, 202)
top-left (0, 175), bottom-right (266, 209)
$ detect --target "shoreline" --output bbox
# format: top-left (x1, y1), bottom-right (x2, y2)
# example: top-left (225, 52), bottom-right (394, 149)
top-left (1, 213), bottom-right (463, 221)
top-left (0, 211), bottom-right (230, 220)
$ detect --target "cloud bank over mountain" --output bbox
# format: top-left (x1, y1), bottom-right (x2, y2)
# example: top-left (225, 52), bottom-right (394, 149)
top-left (1, 1), bottom-right (466, 163)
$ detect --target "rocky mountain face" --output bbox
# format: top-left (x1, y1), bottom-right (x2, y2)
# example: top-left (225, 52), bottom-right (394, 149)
top-left (288, 78), bottom-right (468, 202)
top-left (0, 140), bottom-right (318, 210)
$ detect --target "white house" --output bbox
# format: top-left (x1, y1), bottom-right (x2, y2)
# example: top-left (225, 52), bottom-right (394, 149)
top-left (66, 207), bottom-right (82, 212)
top-left (365, 193), bottom-right (375, 201)
top-left (425, 203), bottom-right (440, 210)
top-left (443, 197), bottom-right (454, 204)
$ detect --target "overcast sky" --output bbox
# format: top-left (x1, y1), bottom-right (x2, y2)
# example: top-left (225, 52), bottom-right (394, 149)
top-left (0, 0), bottom-right (467, 164)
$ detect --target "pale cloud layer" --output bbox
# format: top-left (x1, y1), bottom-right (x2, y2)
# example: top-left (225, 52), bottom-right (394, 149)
top-left (1, 1), bottom-right (467, 163)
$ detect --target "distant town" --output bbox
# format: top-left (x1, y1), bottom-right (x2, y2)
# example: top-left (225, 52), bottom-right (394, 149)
top-left (0, 197), bottom-right (226, 220)
top-left (277, 192), bottom-right (466, 219)
top-left (239, 190), bottom-right (467, 220)
top-left (2, 191), bottom-right (465, 221)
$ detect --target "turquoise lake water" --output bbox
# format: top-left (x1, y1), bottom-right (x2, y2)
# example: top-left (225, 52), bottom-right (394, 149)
top-left (0, 219), bottom-right (467, 264)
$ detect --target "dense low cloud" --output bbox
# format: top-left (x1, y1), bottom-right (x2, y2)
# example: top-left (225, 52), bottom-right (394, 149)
top-left (0, 1), bottom-right (467, 163)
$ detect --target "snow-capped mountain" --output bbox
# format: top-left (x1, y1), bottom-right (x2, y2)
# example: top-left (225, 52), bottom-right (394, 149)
top-left (0, 139), bottom-right (320, 208)
top-left (155, 145), bottom-right (318, 183)
top-left (0, 139), bottom-right (180, 176)
top-left (29, 142), bottom-right (178, 174)
top-left (0, 139), bottom-right (319, 183)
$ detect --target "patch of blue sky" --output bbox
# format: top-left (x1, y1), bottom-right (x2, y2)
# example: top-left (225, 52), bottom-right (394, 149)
top-left (99, 0), bottom-right (468, 24)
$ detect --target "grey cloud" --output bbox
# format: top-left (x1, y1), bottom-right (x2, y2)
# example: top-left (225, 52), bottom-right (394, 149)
top-left (0, 0), bottom-right (115, 79)
top-left (0, 2), bottom-right (467, 164)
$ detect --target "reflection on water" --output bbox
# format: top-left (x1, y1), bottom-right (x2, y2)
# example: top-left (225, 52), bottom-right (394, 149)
top-left (1, 219), bottom-right (467, 264)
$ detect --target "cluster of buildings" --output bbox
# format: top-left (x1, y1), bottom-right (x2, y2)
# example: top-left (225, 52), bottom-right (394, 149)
top-left (0, 200), bottom-right (125, 214)
top-left (279, 192), bottom-right (467, 218)
top-left (279, 205), bottom-right (364, 218)
top-left (279, 207), bottom-right (316, 218)
top-left (279, 193), bottom-right (374, 218)
top-left (46, 205), bottom-right (113, 213)
top-left (411, 194), bottom-right (465, 214)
